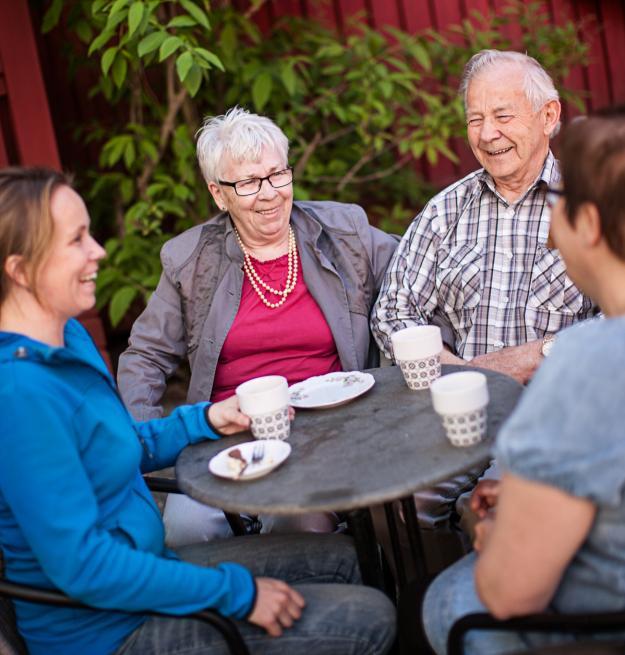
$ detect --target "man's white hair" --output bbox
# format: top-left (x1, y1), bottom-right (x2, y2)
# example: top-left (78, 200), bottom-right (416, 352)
top-left (196, 106), bottom-right (289, 183)
top-left (459, 49), bottom-right (560, 134)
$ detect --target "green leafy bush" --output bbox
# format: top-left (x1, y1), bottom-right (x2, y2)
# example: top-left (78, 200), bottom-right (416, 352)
top-left (42, 0), bottom-right (589, 325)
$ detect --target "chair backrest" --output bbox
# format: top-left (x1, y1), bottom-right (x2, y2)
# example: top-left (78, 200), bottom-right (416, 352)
top-left (0, 552), bottom-right (27, 655)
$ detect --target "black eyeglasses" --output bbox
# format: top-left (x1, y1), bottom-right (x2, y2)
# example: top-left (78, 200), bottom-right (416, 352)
top-left (218, 166), bottom-right (293, 197)
top-left (546, 187), bottom-right (565, 209)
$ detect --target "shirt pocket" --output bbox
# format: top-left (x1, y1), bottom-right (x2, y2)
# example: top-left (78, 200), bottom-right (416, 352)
top-left (436, 241), bottom-right (484, 323)
top-left (529, 245), bottom-right (583, 314)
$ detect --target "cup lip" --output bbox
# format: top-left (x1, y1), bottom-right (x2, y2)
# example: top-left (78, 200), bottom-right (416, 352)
top-left (235, 375), bottom-right (287, 396)
top-left (391, 325), bottom-right (442, 344)
top-left (430, 371), bottom-right (487, 395)
top-left (430, 371), bottom-right (489, 415)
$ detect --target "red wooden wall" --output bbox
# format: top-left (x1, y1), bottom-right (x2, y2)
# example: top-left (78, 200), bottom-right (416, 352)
top-left (232, 0), bottom-right (625, 188)
top-left (0, 0), bottom-right (111, 368)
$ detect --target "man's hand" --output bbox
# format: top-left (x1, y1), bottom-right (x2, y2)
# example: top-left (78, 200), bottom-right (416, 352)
top-left (470, 479), bottom-right (501, 519)
top-left (248, 578), bottom-right (306, 636)
top-left (207, 396), bottom-right (251, 435)
top-left (470, 340), bottom-right (543, 384)
top-left (440, 346), bottom-right (467, 366)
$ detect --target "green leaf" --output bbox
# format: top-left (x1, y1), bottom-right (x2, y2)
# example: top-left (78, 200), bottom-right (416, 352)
top-left (176, 51), bottom-right (194, 82)
top-left (140, 139), bottom-right (159, 161)
top-left (252, 71), bottom-right (273, 111)
top-left (42, 0), bottom-right (64, 34)
top-left (109, 286), bottom-right (138, 327)
top-left (280, 62), bottom-right (297, 95)
top-left (184, 64), bottom-right (202, 97)
top-left (180, 0), bottom-right (210, 29)
top-left (412, 42), bottom-right (432, 71)
top-left (75, 20), bottom-right (94, 44)
top-left (91, 0), bottom-right (108, 16)
top-left (112, 56), bottom-right (128, 88)
top-left (138, 31), bottom-right (166, 57)
top-left (101, 47), bottom-right (118, 76)
top-left (127, 2), bottom-right (144, 38)
top-left (316, 43), bottom-right (344, 58)
top-left (195, 48), bottom-right (224, 71)
top-left (168, 16), bottom-right (197, 28)
top-left (159, 36), bottom-right (183, 61)
top-left (220, 23), bottom-right (237, 59)
top-left (88, 29), bottom-right (115, 55)
top-left (124, 139), bottom-right (136, 169)
top-left (109, 0), bottom-right (130, 17)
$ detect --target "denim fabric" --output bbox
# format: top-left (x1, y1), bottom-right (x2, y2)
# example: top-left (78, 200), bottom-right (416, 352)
top-left (116, 534), bottom-right (396, 655)
top-left (423, 553), bottom-right (532, 655)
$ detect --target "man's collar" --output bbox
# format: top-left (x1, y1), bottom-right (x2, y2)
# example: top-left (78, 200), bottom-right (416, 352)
top-left (477, 149), bottom-right (559, 201)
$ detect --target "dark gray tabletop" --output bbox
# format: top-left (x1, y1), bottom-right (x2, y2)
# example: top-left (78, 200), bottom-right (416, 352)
top-left (176, 365), bottom-right (523, 515)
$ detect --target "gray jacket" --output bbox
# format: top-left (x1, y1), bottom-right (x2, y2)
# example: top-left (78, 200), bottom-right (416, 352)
top-left (118, 201), bottom-right (398, 420)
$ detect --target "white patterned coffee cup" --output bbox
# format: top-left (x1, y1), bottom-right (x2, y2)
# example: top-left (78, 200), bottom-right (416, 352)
top-left (236, 375), bottom-right (291, 439)
top-left (249, 405), bottom-right (290, 440)
top-left (397, 354), bottom-right (441, 390)
top-left (430, 371), bottom-right (489, 447)
top-left (391, 325), bottom-right (443, 360)
top-left (440, 406), bottom-right (487, 447)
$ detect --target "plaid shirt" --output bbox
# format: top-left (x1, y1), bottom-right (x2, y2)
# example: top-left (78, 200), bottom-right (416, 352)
top-left (371, 151), bottom-right (596, 360)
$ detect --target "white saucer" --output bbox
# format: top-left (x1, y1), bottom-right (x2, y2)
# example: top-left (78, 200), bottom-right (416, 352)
top-left (208, 440), bottom-right (291, 481)
top-left (288, 371), bottom-right (375, 409)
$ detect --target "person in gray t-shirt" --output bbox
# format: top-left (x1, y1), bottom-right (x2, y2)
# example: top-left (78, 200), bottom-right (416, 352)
top-left (422, 107), bottom-right (625, 654)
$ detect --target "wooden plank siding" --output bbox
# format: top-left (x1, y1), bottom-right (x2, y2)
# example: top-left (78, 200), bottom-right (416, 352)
top-left (0, 0), bottom-right (111, 368)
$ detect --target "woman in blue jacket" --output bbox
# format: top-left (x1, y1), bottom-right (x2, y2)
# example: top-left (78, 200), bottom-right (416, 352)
top-left (0, 167), bottom-right (396, 655)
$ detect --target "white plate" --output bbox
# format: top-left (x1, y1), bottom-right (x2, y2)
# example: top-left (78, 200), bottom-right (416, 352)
top-left (288, 371), bottom-right (375, 409)
top-left (209, 440), bottom-right (291, 481)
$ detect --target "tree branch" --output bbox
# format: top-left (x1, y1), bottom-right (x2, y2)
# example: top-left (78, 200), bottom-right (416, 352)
top-left (137, 57), bottom-right (188, 198)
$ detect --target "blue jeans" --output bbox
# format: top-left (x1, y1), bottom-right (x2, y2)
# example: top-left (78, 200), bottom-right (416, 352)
top-left (116, 533), bottom-right (396, 655)
top-left (422, 552), bottom-right (615, 655)
top-left (423, 552), bottom-right (533, 655)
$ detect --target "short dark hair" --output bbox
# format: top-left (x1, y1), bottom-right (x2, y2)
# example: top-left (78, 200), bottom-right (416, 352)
top-left (560, 106), bottom-right (625, 259)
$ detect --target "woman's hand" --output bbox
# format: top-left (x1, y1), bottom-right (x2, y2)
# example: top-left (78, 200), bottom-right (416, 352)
top-left (469, 479), bottom-right (501, 520)
top-left (206, 396), bottom-right (250, 435)
top-left (247, 578), bottom-right (306, 636)
top-left (473, 515), bottom-right (495, 553)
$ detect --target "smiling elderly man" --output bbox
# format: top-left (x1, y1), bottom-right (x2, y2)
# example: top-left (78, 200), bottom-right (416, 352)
top-left (372, 49), bottom-right (595, 384)
top-left (371, 49), bottom-right (596, 542)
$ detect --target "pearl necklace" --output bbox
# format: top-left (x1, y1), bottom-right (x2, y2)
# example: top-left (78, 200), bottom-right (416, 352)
top-left (234, 226), bottom-right (298, 309)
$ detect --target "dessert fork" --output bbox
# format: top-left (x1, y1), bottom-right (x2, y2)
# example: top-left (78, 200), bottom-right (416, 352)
top-left (251, 443), bottom-right (265, 465)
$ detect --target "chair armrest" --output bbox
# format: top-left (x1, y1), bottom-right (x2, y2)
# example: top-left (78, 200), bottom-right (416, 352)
top-left (448, 611), bottom-right (625, 655)
top-left (144, 476), bottom-right (181, 494)
top-left (0, 577), bottom-right (249, 655)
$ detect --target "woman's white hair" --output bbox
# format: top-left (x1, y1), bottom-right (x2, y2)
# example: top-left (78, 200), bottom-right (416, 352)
top-left (196, 106), bottom-right (289, 184)
top-left (459, 50), bottom-right (560, 134)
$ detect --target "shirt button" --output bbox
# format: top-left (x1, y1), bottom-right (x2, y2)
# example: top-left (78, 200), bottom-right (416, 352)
top-left (502, 296), bottom-right (509, 303)
top-left (493, 340), bottom-right (504, 348)
top-left (505, 208), bottom-right (515, 219)
top-left (14, 347), bottom-right (28, 358)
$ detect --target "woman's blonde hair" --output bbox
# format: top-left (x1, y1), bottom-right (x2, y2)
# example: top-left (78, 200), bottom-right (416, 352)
top-left (0, 167), bottom-right (71, 308)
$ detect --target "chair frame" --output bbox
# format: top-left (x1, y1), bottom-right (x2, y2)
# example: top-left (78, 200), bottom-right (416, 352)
top-left (448, 610), bottom-right (625, 655)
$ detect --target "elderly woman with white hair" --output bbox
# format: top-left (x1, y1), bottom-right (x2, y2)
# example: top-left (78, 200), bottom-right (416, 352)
top-left (118, 106), bottom-right (398, 544)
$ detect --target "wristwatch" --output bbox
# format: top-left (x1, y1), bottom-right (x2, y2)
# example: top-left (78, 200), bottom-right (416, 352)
top-left (541, 333), bottom-right (557, 357)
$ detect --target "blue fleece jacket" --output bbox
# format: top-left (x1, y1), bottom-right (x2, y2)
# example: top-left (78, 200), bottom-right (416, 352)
top-left (0, 319), bottom-right (255, 655)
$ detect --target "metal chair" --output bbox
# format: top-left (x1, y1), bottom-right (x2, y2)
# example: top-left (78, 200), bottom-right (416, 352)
top-left (448, 610), bottom-right (625, 655)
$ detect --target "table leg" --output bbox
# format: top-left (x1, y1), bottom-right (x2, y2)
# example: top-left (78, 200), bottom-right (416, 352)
top-left (400, 496), bottom-right (428, 583)
top-left (384, 502), bottom-right (407, 587)
top-left (345, 508), bottom-right (386, 590)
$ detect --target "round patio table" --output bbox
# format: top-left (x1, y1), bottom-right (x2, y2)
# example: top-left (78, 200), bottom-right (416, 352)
top-left (176, 364), bottom-right (523, 588)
